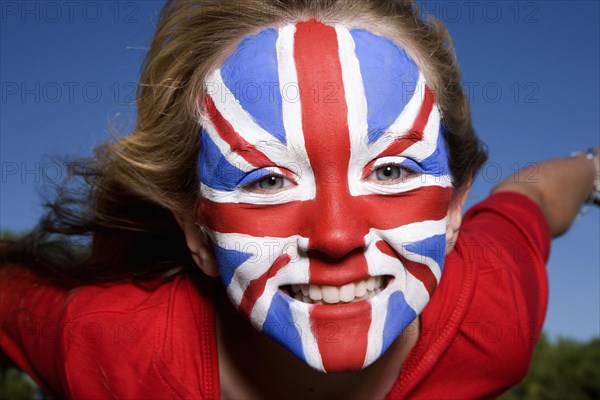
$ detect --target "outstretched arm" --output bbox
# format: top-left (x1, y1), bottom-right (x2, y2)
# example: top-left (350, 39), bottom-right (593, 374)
top-left (492, 147), bottom-right (599, 238)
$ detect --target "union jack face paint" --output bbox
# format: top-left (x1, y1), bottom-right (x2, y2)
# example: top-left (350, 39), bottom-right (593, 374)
top-left (198, 20), bottom-right (452, 372)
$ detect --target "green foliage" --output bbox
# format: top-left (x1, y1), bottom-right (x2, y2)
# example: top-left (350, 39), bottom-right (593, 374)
top-left (0, 230), bottom-right (27, 241)
top-left (502, 333), bottom-right (600, 399)
top-left (0, 367), bottom-right (39, 400)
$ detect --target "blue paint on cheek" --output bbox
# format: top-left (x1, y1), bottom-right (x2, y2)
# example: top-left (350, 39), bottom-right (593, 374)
top-left (402, 233), bottom-right (447, 272)
top-left (198, 127), bottom-right (248, 191)
top-left (221, 28), bottom-right (287, 144)
top-left (263, 292), bottom-right (306, 363)
top-left (208, 239), bottom-right (254, 287)
top-left (350, 29), bottom-right (419, 144)
top-left (382, 291), bottom-right (417, 354)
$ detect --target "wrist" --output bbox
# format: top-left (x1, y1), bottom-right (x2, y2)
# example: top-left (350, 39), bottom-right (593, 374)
top-left (570, 147), bottom-right (600, 206)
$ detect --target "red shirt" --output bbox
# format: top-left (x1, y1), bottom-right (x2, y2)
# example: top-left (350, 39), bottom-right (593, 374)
top-left (1, 192), bottom-right (550, 399)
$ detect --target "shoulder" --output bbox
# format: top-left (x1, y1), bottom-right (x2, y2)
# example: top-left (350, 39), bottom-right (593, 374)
top-left (439, 192), bottom-right (550, 393)
top-left (396, 193), bottom-right (551, 398)
top-left (456, 191), bottom-right (550, 343)
top-left (1, 267), bottom-right (217, 398)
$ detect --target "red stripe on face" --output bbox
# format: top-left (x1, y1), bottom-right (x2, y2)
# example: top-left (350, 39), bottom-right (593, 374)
top-left (293, 20), bottom-right (368, 270)
top-left (310, 301), bottom-right (372, 372)
top-left (375, 85), bottom-right (435, 159)
top-left (376, 241), bottom-right (437, 298)
top-left (205, 96), bottom-right (274, 167)
top-left (200, 186), bottom-right (452, 237)
top-left (294, 19), bottom-right (371, 372)
top-left (238, 254), bottom-right (291, 317)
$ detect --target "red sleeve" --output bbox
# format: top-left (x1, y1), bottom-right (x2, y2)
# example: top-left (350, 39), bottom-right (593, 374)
top-left (461, 191), bottom-right (551, 341)
top-left (446, 191), bottom-right (551, 396)
top-left (1, 266), bottom-right (217, 398)
top-left (391, 191), bottom-right (551, 398)
top-left (0, 266), bottom-right (72, 397)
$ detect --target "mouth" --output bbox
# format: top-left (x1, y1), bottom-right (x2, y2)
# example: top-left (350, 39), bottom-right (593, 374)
top-left (282, 276), bottom-right (392, 305)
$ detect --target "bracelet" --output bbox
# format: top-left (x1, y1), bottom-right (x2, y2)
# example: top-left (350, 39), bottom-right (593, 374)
top-left (570, 147), bottom-right (600, 206)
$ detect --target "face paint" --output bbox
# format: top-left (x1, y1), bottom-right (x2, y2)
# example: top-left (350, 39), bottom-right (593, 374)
top-left (198, 20), bottom-right (452, 373)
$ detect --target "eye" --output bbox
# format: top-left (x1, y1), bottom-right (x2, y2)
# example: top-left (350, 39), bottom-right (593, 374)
top-left (367, 162), bottom-right (415, 184)
top-left (258, 175), bottom-right (285, 189)
top-left (243, 173), bottom-right (295, 193)
top-left (375, 165), bottom-right (402, 181)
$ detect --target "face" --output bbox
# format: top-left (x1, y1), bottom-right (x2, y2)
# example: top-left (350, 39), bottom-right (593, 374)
top-left (198, 20), bottom-right (452, 373)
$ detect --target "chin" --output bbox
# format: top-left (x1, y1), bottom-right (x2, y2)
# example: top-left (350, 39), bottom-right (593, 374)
top-left (232, 272), bottom-right (421, 373)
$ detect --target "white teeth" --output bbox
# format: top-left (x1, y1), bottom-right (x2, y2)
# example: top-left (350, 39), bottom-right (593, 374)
top-left (300, 285), bottom-right (309, 296)
top-left (322, 285), bottom-right (340, 304)
top-left (366, 277), bottom-right (376, 291)
top-left (287, 276), bottom-right (387, 305)
top-left (339, 282), bottom-right (355, 302)
top-left (356, 292), bottom-right (369, 301)
top-left (309, 284), bottom-right (322, 301)
top-left (355, 280), bottom-right (367, 297)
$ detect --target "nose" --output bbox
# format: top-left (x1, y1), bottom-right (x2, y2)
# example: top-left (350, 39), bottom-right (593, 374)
top-left (304, 189), bottom-right (366, 260)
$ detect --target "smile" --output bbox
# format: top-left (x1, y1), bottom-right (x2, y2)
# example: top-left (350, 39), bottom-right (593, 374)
top-left (283, 276), bottom-right (391, 305)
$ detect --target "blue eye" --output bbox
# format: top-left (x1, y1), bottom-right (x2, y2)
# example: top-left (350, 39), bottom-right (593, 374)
top-left (375, 165), bottom-right (402, 181)
top-left (368, 162), bottom-right (415, 184)
top-left (242, 171), bottom-right (295, 193)
top-left (258, 175), bottom-right (285, 189)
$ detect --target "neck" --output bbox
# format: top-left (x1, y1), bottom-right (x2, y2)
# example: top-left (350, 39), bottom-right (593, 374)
top-left (215, 292), bottom-right (419, 400)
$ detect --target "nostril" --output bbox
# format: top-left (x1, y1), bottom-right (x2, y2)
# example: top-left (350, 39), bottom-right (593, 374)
top-left (306, 246), bottom-right (366, 263)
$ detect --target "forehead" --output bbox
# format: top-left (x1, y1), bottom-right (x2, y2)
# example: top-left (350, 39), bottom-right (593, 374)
top-left (214, 20), bottom-right (421, 144)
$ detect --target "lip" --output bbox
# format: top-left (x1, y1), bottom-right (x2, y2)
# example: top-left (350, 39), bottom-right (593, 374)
top-left (304, 297), bottom-right (374, 321)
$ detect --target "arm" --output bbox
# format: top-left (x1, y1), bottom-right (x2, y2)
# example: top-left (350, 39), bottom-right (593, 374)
top-left (0, 264), bottom-right (71, 397)
top-left (492, 147), bottom-right (599, 238)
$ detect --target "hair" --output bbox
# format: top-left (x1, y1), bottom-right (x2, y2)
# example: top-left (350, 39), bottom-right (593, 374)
top-left (1, 0), bottom-right (487, 285)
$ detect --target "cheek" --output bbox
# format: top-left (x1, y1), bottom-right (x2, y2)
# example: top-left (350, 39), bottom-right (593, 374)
top-left (198, 199), bottom-right (305, 273)
top-left (199, 186), bottom-right (452, 244)
top-left (360, 186), bottom-right (453, 233)
top-left (367, 188), bottom-right (451, 286)
top-left (397, 187), bottom-right (452, 218)
top-left (199, 198), bottom-right (306, 238)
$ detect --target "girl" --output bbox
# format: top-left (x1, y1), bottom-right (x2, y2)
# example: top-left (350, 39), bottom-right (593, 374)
top-left (2, 0), bottom-right (598, 398)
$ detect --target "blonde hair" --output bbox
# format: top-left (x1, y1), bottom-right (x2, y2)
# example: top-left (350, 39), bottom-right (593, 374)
top-left (4, 0), bottom-right (486, 283)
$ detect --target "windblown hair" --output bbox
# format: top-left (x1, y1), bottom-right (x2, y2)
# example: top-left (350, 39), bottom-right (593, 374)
top-left (1, 0), bottom-right (487, 285)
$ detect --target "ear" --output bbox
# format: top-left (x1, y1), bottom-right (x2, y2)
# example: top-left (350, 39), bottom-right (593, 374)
top-left (173, 211), bottom-right (220, 277)
top-left (446, 187), bottom-right (471, 254)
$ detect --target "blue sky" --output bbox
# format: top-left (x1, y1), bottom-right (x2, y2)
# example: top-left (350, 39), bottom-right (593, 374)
top-left (1, 1), bottom-right (598, 341)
